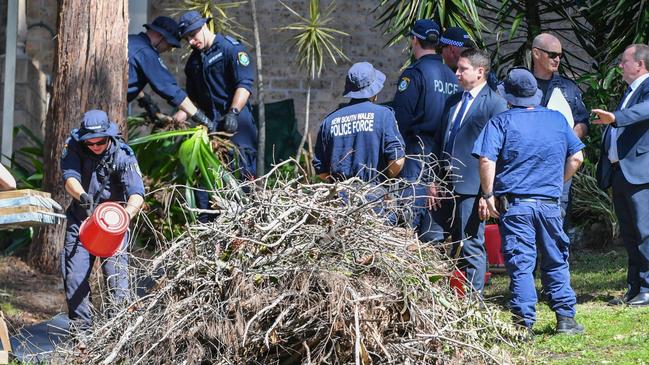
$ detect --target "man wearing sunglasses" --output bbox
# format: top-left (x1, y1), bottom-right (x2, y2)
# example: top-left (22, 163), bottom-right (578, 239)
top-left (60, 110), bottom-right (145, 331)
top-left (128, 16), bottom-right (213, 128)
top-left (531, 33), bottom-right (589, 223)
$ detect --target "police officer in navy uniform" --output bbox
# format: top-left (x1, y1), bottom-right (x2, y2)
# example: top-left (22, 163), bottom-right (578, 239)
top-left (531, 33), bottom-right (589, 221)
top-left (473, 68), bottom-right (585, 335)
top-left (128, 16), bottom-right (213, 127)
top-left (176, 11), bottom-right (257, 178)
top-left (392, 19), bottom-right (459, 182)
top-left (391, 20), bottom-right (458, 244)
top-left (439, 27), bottom-right (475, 71)
top-left (60, 110), bottom-right (145, 330)
top-left (314, 62), bottom-right (405, 182)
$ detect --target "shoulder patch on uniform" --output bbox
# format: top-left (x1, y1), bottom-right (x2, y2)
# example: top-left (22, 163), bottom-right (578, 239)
top-left (237, 51), bottom-right (250, 66)
top-left (120, 142), bottom-right (135, 156)
top-left (225, 35), bottom-right (240, 45)
top-left (398, 77), bottom-right (410, 92)
top-left (62, 136), bottom-right (71, 158)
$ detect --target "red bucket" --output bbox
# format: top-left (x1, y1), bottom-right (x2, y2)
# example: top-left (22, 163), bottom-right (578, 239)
top-left (485, 224), bottom-right (505, 267)
top-left (79, 202), bottom-right (130, 258)
top-left (450, 270), bottom-right (492, 297)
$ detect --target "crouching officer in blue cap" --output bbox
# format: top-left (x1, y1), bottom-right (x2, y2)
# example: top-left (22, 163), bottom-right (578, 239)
top-left (473, 68), bottom-right (585, 335)
top-left (128, 16), bottom-right (213, 128)
top-left (60, 110), bottom-right (145, 330)
top-left (392, 19), bottom-right (459, 243)
top-left (314, 62), bottom-right (405, 183)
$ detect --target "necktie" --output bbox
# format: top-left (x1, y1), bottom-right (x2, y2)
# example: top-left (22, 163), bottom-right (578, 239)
top-left (617, 86), bottom-right (633, 110)
top-left (444, 91), bottom-right (472, 156)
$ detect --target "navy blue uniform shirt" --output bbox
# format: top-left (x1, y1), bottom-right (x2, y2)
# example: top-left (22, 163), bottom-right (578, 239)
top-left (184, 34), bottom-right (257, 149)
top-left (127, 33), bottom-right (188, 106)
top-left (472, 107), bottom-right (584, 198)
top-left (313, 100), bottom-right (405, 182)
top-left (391, 54), bottom-right (459, 179)
top-left (61, 135), bottom-right (145, 221)
top-left (538, 73), bottom-right (589, 128)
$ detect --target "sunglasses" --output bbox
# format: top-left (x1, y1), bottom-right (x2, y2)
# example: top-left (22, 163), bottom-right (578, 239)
top-left (84, 138), bottom-right (109, 147)
top-left (534, 47), bottom-right (562, 59)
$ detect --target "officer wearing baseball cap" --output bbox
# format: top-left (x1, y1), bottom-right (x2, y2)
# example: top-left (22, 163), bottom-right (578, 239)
top-left (472, 68), bottom-right (585, 336)
top-left (128, 16), bottom-right (213, 128)
top-left (391, 19), bottom-right (459, 243)
top-left (313, 62), bottom-right (405, 182)
top-left (440, 26), bottom-right (475, 70)
top-left (177, 10), bottom-right (258, 222)
top-left (61, 110), bottom-right (145, 330)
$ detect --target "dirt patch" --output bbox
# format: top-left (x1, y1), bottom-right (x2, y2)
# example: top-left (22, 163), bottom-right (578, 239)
top-left (0, 256), bottom-right (66, 328)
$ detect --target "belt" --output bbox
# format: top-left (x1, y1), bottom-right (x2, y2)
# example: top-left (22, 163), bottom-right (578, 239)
top-left (505, 194), bottom-right (559, 205)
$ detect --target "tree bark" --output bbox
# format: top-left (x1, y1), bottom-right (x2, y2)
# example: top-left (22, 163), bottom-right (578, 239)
top-left (295, 80), bottom-right (311, 170)
top-left (29, 0), bottom-right (128, 274)
top-left (250, 0), bottom-right (266, 176)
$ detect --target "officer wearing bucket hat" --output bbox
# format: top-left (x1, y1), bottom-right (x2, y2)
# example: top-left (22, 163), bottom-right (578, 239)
top-left (313, 62), bottom-right (405, 182)
top-left (176, 10), bottom-right (258, 222)
top-left (60, 110), bottom-right (145, 330)
top-left (391, 19), bottom-right (459, 243)
top-left (472, 68), bottom-right (585, 335)
top-left (128, 16), bottom-right (214, 128)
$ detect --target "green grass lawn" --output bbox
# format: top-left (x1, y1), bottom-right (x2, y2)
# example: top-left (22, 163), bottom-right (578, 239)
top-left (484, 247), bottom-right (649, 365)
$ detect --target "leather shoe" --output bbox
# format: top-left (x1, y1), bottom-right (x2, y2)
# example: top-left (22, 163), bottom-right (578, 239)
top-left (556, 315), bottom-right (584, 335)
top-left (608, 290), bottom-right (638, 306)
top-left (627, 292), bottom-right (649, 306)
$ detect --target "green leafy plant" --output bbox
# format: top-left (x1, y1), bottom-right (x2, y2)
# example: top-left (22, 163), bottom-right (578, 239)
top-left (374, 0), bottom-right (485, 48)
top-left (278, 0), bottom-right (350, 171)
top-left (571, 164), bottom-right (618, 246)
top-left (7, 125), bottom-right (44, 189)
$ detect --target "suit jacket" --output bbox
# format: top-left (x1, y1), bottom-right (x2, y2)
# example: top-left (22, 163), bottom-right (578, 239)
top-left (437, 84), bottom-right (508, 195)
top-left (597, 77), bottom-right (649, 189)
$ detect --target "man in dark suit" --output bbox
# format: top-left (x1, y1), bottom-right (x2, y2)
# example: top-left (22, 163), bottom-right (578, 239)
top-left (593, 44), bottom-right (649, 306)
top-left (433, 48), bottom-right (508, 294)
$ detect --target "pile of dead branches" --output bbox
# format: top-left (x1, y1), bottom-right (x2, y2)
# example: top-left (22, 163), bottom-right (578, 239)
top-left (55, 169), bottom-right (523, 364)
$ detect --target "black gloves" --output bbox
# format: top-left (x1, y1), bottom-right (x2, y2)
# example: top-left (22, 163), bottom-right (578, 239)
top-left (137, 93), bottom-right (161, 122)
top-left (191, 110), bottom-right (217, 133)
top-left (223, 108), bottom-right (239, 133)
top-left (79, 193), bottom-right (95, 217)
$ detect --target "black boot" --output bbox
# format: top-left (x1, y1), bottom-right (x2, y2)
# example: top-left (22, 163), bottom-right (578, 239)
top-left (556, 314), bottom-right (584, 334)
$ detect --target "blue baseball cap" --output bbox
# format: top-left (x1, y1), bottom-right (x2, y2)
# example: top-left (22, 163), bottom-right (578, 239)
top-left (497, 68), bottom-right (543, 107)
top-left (343, 62), bottom-right (386, 99)
top-left (410, 19), bottom-right (440, 41)
top-left (178, 10), bottom-right (212, 38)
top-left (440, 27), bottom-right (471, 47)
top-left (73, 110), bottom-right (119, 142)
top-left (144, 16), bottom-right (181, 48)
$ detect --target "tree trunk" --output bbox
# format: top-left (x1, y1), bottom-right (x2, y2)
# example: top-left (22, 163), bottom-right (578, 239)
top-left (524, 0), bottom-right (541, 45)
top-left (295, 80), bottom-right (311, 168)
top-left (29, 0), bottom-right (128, 274)
top-left (250, 0), bottom-right (266, 176)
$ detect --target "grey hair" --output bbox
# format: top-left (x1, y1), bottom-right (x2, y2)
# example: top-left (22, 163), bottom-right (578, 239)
top-left (628, 44), bottom-right (649, 70)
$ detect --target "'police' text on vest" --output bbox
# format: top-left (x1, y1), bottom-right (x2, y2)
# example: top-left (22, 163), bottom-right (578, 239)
top-left (329, 113), bottom-right (375, 137)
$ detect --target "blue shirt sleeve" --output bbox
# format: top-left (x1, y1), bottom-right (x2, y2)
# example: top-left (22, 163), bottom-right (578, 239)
top-left (565, 122), bottom-right (585, 157)
top-left (136, 49), bottom-right (188, 107)
top-left (61, 137), bottom-right (82, 183)
top-left (392, 68), bottom-right (423, 135)
top-left (227, 43), bottom-right (255, 94)
top-left (472, 115), bottom-right (504, 161)
top-left (382, 109), bottom-right (406, 162)
top-left (313, 122), bottom-right (329, 175)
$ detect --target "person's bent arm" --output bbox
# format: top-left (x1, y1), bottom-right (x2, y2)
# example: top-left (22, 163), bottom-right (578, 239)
top-left (564, 150), bottom-right (584, 182)
top-left (124, 194), bottom-right (144, 219)
top-left (386, 157), bottom-right (405, 178)
top-left (0, 164), bottom-right (16, 190)
top-left (64, 177), bottom-right (86, 201)
top-left (230, 88), bottom-right (251, 112)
